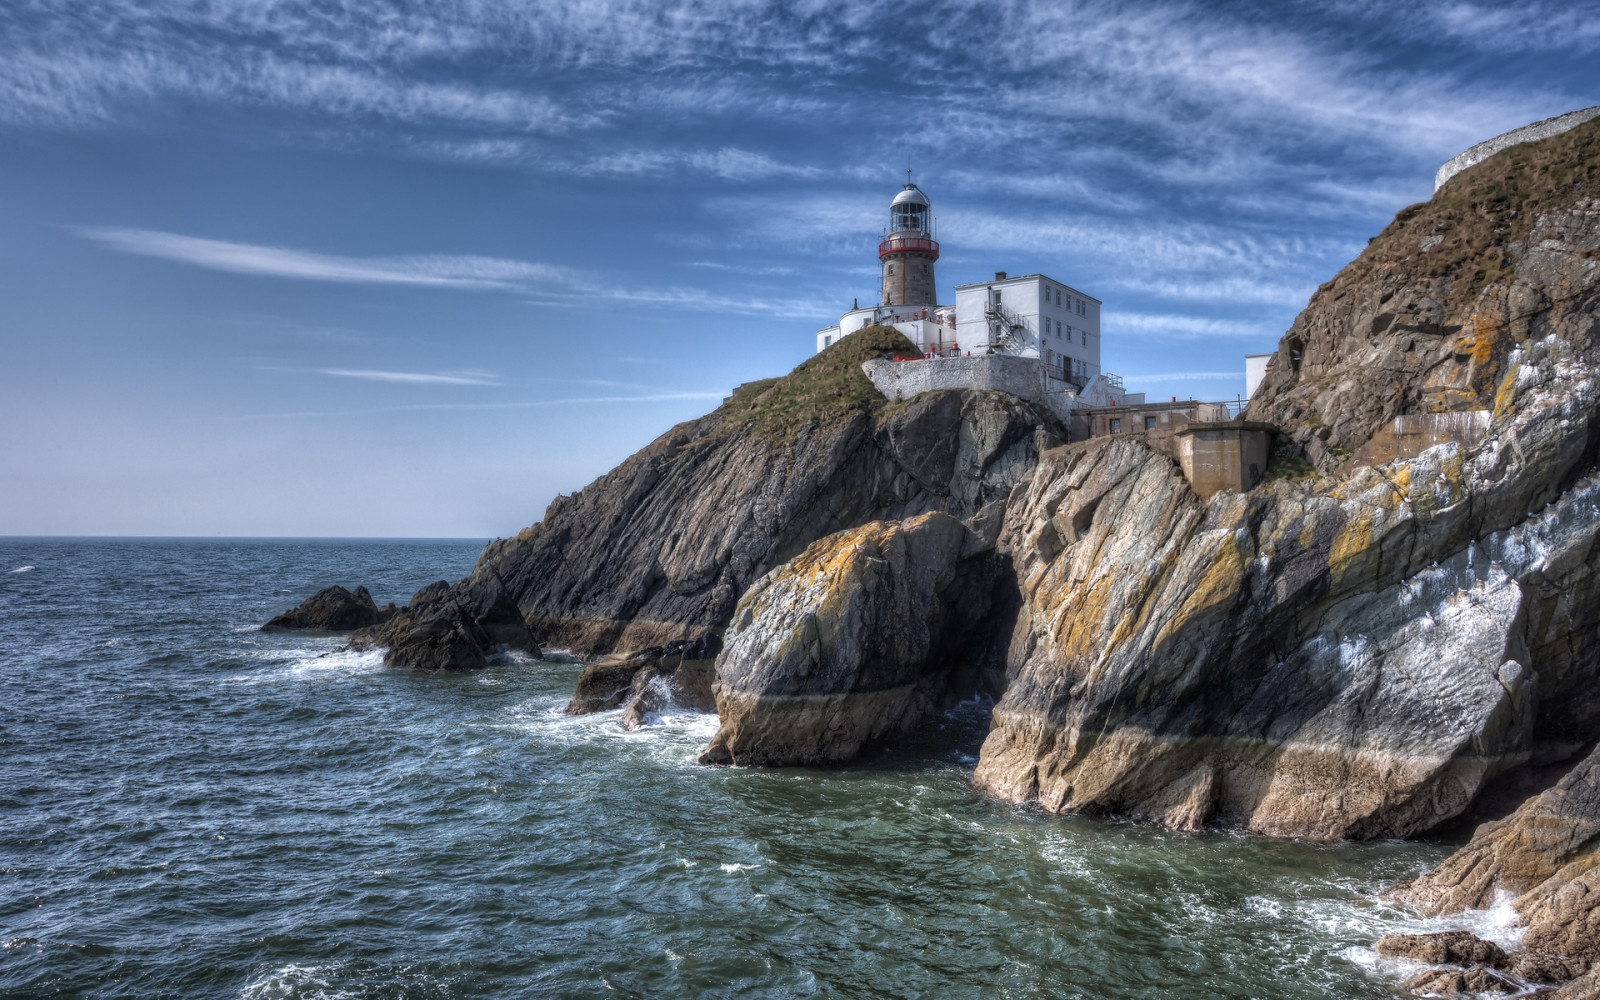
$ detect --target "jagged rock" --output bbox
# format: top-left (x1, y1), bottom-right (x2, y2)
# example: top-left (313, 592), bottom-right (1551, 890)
top-left (349, 583), bottom-right (538, 670)
top-left (565, 635), bottom-right (722, 722)
top-left (1389, 743), bottom-right (1600, 914)
top-left (262, 585), bottom-right (397, 631)
top-left (970, 119), bottom-right (1600, 839)
top-left (373, 328), bottom-right (1064, 670)
top-left (698, 512), bottom-right (1001, 766)
top-left (1376, 932), bottom-right (1507, 966)
top-left (1404, 966), bottom-right (1515, 996)
top-left (1506, 952), bottom-right (1593, 986)
top-left (1552, 969), bottom-right (1600, 999)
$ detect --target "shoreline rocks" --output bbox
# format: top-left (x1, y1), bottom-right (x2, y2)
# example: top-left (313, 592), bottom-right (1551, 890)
top-left (262, 585), bottom-right (397, 632)
top-left (697, 511), bottom-right (1002, 767)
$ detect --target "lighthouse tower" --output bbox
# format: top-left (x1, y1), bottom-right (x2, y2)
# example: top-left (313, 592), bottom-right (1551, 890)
top-left (880, 179), bottom-right (938, 307)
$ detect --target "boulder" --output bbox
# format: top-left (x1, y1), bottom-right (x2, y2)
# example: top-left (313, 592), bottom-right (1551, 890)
top-left (262, 585), bottom-right (397, 632)
top-left (697, 511), bottom-right (1000, 767)
top-left (1403, 966), bottom-right (1514, 996)
top-left (1376, 931), bottom-right (1506, 966)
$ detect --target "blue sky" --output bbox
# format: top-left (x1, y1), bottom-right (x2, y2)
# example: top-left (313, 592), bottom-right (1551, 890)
top-left (1, 0), bottom-right (1595, 536)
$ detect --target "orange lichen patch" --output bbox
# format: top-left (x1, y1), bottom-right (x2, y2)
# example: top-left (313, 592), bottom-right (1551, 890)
top-left (1149, 530), bottom-right (1251, 653)
top-left (1328, 506), bottom-right (1381, 584)
top-left (1493, 363), bottom-right (1523, 420)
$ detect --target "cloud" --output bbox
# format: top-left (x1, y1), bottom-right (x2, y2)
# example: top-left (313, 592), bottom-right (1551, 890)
top-left (77, 226), bottom-right (578, 289)
top-left (585, 147), bottom-right (821, 181)
top-left (76, 225), bottom-right (840, 320)
top-left (317, 369), bottom-right (501, 385)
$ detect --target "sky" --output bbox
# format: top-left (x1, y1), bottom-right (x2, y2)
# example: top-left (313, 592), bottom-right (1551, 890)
top-left (1, 0), bottom-right (1596, 536)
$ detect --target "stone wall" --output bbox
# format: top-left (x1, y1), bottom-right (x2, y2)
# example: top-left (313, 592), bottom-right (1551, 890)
top-left (1435, 106), bottom-right (1600, 193)
top-left (1350, 411), bottom-right (1492, 467)
top-left (861, 354), bottom-right (1080, 425)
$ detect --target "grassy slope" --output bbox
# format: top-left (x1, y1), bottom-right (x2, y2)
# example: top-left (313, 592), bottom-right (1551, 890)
top-left (718, 326), bottom-right (918, 442)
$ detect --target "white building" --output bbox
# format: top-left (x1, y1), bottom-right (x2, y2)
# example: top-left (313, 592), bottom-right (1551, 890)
top-left (1245, 353), bottom-right (1275, 398)
top-left (815, 179), bottom-right (1134, 410)
top-left (953, 272), bottom-right (1102, 386)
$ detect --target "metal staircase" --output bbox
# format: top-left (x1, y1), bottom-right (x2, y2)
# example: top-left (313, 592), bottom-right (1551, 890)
top-left (983, 301), bottom-right (1028, 353)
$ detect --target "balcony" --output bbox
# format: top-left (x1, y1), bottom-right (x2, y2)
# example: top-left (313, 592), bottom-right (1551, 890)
top-left (878, 235), bottom-right (940, 260)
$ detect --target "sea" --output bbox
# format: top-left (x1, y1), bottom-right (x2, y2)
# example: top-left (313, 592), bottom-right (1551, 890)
top-left (0, 538), bottom-right (1521, 999)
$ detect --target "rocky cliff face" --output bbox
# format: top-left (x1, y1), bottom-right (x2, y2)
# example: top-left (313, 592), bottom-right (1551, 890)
top-left (355, 326), bottom-right (1063, 669)
top-left (964, 119), bottom-right (1600, 839)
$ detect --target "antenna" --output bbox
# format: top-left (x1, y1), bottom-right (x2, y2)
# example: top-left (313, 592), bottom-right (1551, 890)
top-left (906, 165), bottom-right (913, 187)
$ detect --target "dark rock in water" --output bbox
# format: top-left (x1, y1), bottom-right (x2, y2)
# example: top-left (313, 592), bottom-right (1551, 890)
top-left (262, 585), bottom-right (397, 632)
top-left (565, 635), bottom-right (722, 724)
top-left (348, 582), bottom-right (540, 671)
top-left (698, 511), bottom-right (1001, 767)
top-left (1404, 966), bottom-right (1515, 996)
top-left (1376, 931), bottom-right (1506, 966)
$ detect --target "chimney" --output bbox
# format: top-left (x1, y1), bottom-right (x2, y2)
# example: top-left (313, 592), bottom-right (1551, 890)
top-left (994, 271), bottom-right (1007, 280)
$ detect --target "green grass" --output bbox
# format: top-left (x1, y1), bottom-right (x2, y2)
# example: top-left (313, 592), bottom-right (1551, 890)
top-left (718, 326), bottom-right (918, 442)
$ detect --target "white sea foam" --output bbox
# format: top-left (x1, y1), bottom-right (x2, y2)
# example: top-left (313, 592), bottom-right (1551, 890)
top-left (9, 565), bottom-right (33, 574)
top-left (240, 963), bottom-right (359, 1000)
top-left (721, 862), bottom-right (759, 873)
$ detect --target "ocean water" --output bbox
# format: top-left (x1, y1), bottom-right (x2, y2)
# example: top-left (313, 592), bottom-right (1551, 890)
top-left (1, 539), bottom-right (1500, 999)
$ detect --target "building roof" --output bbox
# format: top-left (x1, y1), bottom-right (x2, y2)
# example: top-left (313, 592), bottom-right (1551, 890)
top-left (952, 272), bottom-right (1102, 304)
top-left (891, 184), bottom-right (929, 206)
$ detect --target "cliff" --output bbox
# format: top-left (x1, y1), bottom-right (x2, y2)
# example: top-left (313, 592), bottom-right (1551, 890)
top-left (717, 119), bottom-right (1600, 844)
top-left (352, 325), bottom-right (1065, 668)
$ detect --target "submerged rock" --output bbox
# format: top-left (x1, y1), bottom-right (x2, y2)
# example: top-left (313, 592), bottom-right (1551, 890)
top-left (697, 511), bottom-right (1000, 767)
top-left (262, 585), bottom-right (397, 632)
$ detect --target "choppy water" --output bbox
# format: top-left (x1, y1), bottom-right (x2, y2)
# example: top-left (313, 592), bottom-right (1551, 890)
top-left (1, 539), bottom-right (1510, 999)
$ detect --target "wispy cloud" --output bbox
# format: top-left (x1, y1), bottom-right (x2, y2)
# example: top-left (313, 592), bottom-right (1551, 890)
top-left (317, 368), bottom-right (501, 386)
top-left (77, 226), bottom-right (840, 319)
top-left (77, 227), bottom-right (577, 290)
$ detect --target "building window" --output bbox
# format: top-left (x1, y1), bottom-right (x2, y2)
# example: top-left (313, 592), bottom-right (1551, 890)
top-left (1056, 290), bottom-right (1062, 307)
top-left (1109, 418), bottom-right (1122, 432)
top-left (1144, 415), bottom-right (1157, 430)
top-left (887, 264), bottom-right (895, 274)
top-left (824, 335), bottom-right (833, 347)
top-left (1078, 299), bottom-right (1086, 316)
top-left (1082, 329), bottom-right (1087, 346)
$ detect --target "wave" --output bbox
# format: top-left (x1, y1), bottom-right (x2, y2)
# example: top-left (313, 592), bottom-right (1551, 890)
top-left (9, 565), bottom-right (34, 574)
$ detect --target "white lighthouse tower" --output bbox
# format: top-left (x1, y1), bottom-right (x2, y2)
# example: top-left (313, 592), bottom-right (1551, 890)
top-left (815, 176), bottom-right (957, 354)
top-left (881, 180), bottom-right (938, 307)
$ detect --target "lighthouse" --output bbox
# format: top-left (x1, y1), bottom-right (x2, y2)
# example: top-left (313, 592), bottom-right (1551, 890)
top-left (880, 180), bottom-right (938, 307)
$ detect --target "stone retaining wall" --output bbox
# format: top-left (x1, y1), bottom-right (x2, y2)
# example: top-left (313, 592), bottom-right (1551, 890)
top-left (1435, 106), bottom-right (1600, 194)
top-left (861, 355), bottom-right (1080, 425)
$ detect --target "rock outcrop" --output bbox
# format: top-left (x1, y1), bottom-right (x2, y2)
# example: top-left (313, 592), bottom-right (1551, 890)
top-left (697, 511), bottom-right (1001, 766)
top-left (348, 580), bottom-right (539, 670)
top-left (967, 116), bottom-right (1600, 840)
top-left (564, 635), bottom-right (721, 727)
top-left (262, 585), bottom-right (397, 631)
top-left (358, 327), bottom-right (1063, 669)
